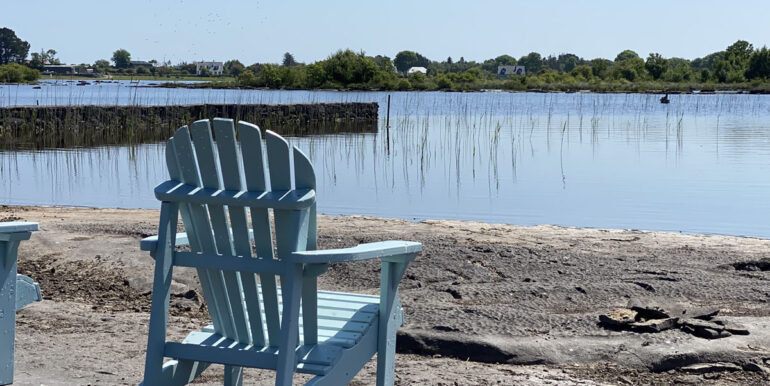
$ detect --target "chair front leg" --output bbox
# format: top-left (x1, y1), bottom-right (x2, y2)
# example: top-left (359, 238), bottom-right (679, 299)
top-left (275, 264), bottom-right (303, 386)
top-left (0, 228), bottom-right (34, 386)
top-left (142, 202), bottom-right (179, 385)
top-left (224, 365), bottom-right (243, 386)
top-left (376, 258), bottom-right (412, 386)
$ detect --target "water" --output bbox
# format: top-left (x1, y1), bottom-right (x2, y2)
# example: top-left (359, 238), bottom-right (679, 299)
top-left (2, 82), bottom-right (770, 238)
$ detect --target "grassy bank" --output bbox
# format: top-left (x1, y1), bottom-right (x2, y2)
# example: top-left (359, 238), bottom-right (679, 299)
top-left (0, 102), bottom-right (377, 149)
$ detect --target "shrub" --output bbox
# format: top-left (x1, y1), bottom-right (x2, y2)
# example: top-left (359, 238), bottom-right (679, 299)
top-left (435, 74), bottom-right (454, 89)
top-left (0, 63), bottom-right (39, 83)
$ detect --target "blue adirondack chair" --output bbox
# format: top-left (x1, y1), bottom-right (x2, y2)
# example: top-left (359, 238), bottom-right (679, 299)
top-left (1, 221), bottom-right (42, 385)
top-left (139, 118), bottom-right (421, 385)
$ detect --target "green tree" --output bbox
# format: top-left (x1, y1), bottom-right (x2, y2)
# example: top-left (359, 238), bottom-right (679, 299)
top-left (282, 52), bottom-right (297, 67)
top-left (495, 54), bottom-right (517, 65)
top-left (198, 67), bottom-right (212, 77)
top-left (237, 69), bottom-right (257, 86)
top-left (30, 49), bottom-right (60, 69)
top-left (322, 49), bottom-right (378, 85)
top-left (481, 54), bottom-right (517, 73)
top-left (612, 50), bottom-right (645, 81)
top-left (614, 49), bottom-right (640, 63)
top-left (394, 50), bottom-right (419, 74)
top-left (691, 52), bottom-right (721, 69)
top-left (645, 53), bottom-right (668, 80)
top-left (589, 58), bottom-right (612, 79)
top-left (518, 52), bottom-right (543, 74)
top-left (178, 62), bottom-right (197, 74)
top-left (713, 40), bottom-right (753, 83)
top-left (0, 28), bottom-right (30, 64)
top-left (258, 64), bottom-right (282, 87)
top-left (570, 65), bottom-right (593, 81)
top-left (663, 58), bottom-right (692, 82)
top-left (93, 59), bottom-right (110, 72)
top-left (746, 46), bottom-right (770, 79)
top-left (372, 55), bottom-right (395, 73)
top-left (435, 74), bottom-right (454, 89)
top-left (224, 60), bottom-right (245, 76)
top-left (111, 49), bottom-right (131, 68)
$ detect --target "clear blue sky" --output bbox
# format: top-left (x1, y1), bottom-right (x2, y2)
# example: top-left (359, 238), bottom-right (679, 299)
top-left (4, 0), bottom-right (770, 65)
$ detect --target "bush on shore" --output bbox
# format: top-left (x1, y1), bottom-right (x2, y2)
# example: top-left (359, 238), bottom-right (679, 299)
top-left (0, 63), bottom-right (39, 83)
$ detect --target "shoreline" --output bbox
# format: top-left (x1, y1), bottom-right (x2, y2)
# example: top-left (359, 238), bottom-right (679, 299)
top-left (5, 205), bottom-right (770, 384)
top-left (6, 78), bottom-right (770, 95)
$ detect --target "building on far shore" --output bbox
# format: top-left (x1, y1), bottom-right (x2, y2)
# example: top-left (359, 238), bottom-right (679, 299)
top-left (407, 66), bottom-right (428, 75)
top-left (194, 61), bottom-right (224, 76)
top-left (497, 65), bottom-right (526, 78)
top-left (129, 60), bottom-right (155, 68)
top-left (41, 64), bottom-right (93, 75)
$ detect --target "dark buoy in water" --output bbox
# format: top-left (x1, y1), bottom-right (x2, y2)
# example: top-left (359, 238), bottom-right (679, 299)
top-left (660, 93), bottom-right (670, 104)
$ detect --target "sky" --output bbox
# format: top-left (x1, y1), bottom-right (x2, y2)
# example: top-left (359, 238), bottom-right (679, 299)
top-left (4, 0), bottom-right (770, 66)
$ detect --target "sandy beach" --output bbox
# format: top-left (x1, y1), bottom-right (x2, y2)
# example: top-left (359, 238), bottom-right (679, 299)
top-left (3, 205), bottom-right (770, 385)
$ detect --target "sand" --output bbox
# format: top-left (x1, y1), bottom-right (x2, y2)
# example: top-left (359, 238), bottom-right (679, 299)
top-left (3, 205), bottom-right (770, 385)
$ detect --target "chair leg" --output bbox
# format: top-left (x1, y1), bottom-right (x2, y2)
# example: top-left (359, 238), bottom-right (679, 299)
top-left (377, 261), bottom-right (407, 386)
top-left (376, 303), bottom-right (399, 386)
top-left (142, 202), bottom-right (179, 385)
top-left (0, 240), bottom-right (19, 385)
top-left (224, 365), bottom-right (243, 386)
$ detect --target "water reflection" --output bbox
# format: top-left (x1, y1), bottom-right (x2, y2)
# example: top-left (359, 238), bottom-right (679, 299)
top-left (1, 90), bottom-right (770, 238)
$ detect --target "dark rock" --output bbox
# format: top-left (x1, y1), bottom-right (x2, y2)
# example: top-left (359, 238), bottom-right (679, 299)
top-left (599, 308), bottom-right (637, 326)
top-left (630, 317), bottom-right (678, 333)
top-left (678, 318), bottom-right (734, 339)
top-left (397, 329), bottom-right (519, 364)
top-left (678, 318), bottom-right (724, 330)
top-left (732, 259), bottom-right (770, 271)
top-left (630, 304), bottom-right (670, 319)
top-left (444, 288), bottom-right (462, 300)
top-left (432, 325), bottom-right (460, 332)
top-left (632, 281), bottom-right (656, 292)
top-left (710, 318), bottom-right (749, 335)
top-left (686, 307), bottom-right (720, 320)
top-left (171, 298), bottom-right (198, 311)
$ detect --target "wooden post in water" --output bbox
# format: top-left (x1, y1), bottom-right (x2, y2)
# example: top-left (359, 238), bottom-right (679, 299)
top-left (386, 94), bottom-right (391, 155)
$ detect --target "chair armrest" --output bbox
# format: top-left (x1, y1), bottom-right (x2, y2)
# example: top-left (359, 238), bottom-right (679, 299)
top-left (290, 240), bottom-right (421, 264)
top-left (140, 232), bottom-right (190, 251)
top-left (0, 221), bottom-right (38, 234)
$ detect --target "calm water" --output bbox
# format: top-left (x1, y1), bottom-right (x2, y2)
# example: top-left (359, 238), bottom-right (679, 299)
top-left (2, 81), bottom-right (770, 238)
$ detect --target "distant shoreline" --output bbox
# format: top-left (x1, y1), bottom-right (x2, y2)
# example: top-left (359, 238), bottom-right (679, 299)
top-left (2, 75), bottom-right (768, 95)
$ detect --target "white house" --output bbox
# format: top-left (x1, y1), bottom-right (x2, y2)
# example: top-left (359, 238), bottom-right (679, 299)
top-left (195, 61), bottom-right (224, 76)
top-left (407, 66), bottom-right (427, 75)
top-left (497, 65), bottom-right (526, 77)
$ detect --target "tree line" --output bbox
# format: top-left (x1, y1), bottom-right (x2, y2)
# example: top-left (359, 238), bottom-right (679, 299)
top-left (2, 26), bottom-right (770, 92)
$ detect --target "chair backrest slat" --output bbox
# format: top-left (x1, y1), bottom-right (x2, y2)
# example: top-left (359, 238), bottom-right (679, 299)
top-left (266, 130), bottom-right (292, 192)
top-left (190, 119), bottom-right (251, 344)
top-left (214, 118), bottom-right (265, 346)
top-left (294, 147), bottom-right (317, 251)
top-left (239, 122), bottom-right (281, 346)
top-left (169, 125), bottom-right (235, 338)
top-left (266, 131), bottom-right (310, 349)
